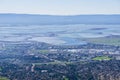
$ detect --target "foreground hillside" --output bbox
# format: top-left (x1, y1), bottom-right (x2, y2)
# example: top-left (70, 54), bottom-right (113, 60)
top-left (0, 42), bottom-right (120, 80)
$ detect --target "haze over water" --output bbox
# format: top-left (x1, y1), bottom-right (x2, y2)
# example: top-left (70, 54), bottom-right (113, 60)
top-left (0, 24), bottom-right (120, 45)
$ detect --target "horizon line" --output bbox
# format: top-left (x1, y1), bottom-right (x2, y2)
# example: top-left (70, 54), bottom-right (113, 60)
top-left (0, 13), bottom-right (120, 16)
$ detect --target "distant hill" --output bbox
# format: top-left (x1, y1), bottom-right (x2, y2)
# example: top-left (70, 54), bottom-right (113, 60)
top-left (0, 14), bottom-right (120, 25)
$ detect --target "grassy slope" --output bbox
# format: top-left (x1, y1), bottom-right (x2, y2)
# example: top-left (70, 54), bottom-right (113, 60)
top-left (0, 77), bottom-right (9, 80)
top-left (85, 37), bottom-right (120, 46)
top-left (92, 56), bottom-right (111, 61)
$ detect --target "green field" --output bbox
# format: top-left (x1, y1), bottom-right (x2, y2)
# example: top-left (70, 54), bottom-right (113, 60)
top-left (37, 50), bottom-right (49, 54)
top-left (0, 77), bottom-right (9, 80)
top-left (34, 61), bottom-right (73, 66)
top-left (64, 77), bottom-right (69, 80)
top-left (92, 56), bottom-right (112, 61)
top-left (86, 37), bottom-right (120, 46)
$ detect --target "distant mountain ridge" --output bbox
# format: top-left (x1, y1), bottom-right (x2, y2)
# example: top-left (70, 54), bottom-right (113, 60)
top-left (0, 14), bottom-right (120, 25)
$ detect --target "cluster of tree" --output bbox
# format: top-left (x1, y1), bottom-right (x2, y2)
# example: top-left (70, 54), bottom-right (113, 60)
top-left (0, 60), bottom-right (120, 80)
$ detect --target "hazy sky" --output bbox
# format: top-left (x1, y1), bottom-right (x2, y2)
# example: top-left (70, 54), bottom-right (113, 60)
top-left (0, 0), bottom-right (120, 15)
